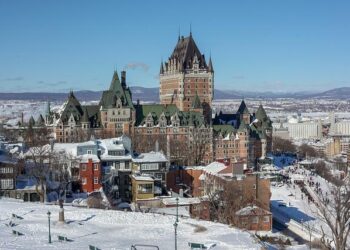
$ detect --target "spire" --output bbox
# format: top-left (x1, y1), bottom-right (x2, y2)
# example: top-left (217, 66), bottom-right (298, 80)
top-left (28, 116), bottom-right (35, 127)
top-left (208, 56), bottom-right (214, 73)
top-left (160, 60), bottom-right (164, 74)
top-left (256, 104), bottom-right (267, 120)
top-left (81, 107), bottom-right (89, 123)
top-left (109, 70), bottom-right (122, 93)
top-left (36, 114), bottom-right (45, 126)
top-left (190, 23), bottom-right (192, 37)
top-left (46, 100), bottom-right (51, 116)
top-left (237, 100), bottom-right (249, 114)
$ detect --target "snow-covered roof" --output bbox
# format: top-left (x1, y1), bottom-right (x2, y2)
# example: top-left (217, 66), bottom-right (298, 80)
top-left (79, 154), bottom-right (100, 163)
top-left (132, 175), bottom-right (154, 182)
top-left (203, 161), bottom-right (228, 175)
top-left (132, 151), bottom-right (168, 163)
top-left (235, 205), bottom-right (271, 216)
top-left (161, 197), bottom-right (201, 206)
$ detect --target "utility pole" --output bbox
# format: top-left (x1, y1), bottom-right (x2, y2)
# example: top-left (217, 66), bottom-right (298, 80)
top-left (47, 211), bottom-right (52, 244)
top-left (173, 197), bottom-right (179, 250)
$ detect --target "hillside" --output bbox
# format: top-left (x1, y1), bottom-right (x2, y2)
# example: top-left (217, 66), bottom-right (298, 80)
top-left (0, 86), bottom-right (348, 102)
top-left (0, 199), bottom-right (261, 249)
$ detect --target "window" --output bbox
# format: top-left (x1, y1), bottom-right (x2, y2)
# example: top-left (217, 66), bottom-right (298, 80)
top-left (81, 164), bottom-right (87, 171)
top-left (94, 177), bottom-right (99, 184)
top-left (251, 216), bottom-right (259, 224)
top-left (0, 179), bottom-right (14, 189)
top-left (94, 164), bottom-right (99, 171)
top-left (0, 167), bottom-right (13, 174)
top-left (87, 150), bottom-right (92, 155)
top-left (82, 178), bottom-right (87, 185)
top-left (155, 173), bottom-right (163, 180)
top-left (137, 183), bottom-right (153, 194)
top-left (263, 216), bottom-right (270, 223)
top-left (141, 163), bottom-right (159, 171)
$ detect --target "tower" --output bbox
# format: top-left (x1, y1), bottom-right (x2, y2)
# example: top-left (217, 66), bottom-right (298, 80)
top-left (159, 33), bottom-right (214, 121)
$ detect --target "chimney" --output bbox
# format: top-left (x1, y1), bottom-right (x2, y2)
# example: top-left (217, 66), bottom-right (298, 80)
top-left (121, 71), bottom-right (126, 87)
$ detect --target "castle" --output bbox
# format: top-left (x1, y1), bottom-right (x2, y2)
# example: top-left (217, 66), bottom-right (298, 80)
top-left (33, 33), bottom-right (272, 167)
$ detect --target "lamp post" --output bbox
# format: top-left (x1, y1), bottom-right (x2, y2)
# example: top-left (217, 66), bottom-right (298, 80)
top-left (174, 197), bottom-right (179, 250)
top-left (47, 211), bottom-right (52, 243)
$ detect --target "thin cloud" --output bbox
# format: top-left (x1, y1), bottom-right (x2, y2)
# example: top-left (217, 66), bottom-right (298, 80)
top-left (3, 76), bottom-right (24, 81)
top-left (123, 62), bottom-right (149, 72)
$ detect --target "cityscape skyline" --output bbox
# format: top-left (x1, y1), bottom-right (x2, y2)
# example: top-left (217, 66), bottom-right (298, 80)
top-left (1, 0), bottom-right (350, 93)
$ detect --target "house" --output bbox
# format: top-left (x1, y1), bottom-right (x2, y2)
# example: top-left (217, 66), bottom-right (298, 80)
top-left (0, 161), bottom-right (17, 191)
top-left (132, 151), bottom-right (168, 189)
top-left (131, 174), bottom-right (154, 202)
top-left (235, 205), bottom-right (272, 231)
top-left (166, 167), bottom-right (204, 197)
top-left (79, 155), bottom-right (101, 193)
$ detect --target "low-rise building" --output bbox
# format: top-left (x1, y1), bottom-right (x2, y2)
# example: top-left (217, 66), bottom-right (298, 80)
top-left (131, 175), bottom-right (154, 202)
top-left (235, 205), bottom-right (272, 231)
top-left (132, 151), bottom-right (168, 187)
top-left (79, 155), bottom-right (101, 193)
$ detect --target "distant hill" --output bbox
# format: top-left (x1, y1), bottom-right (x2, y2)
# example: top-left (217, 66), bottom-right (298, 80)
top-left (308, 87), bottom-right (350, 99)
top-left (0, 86), bottom-right (348, 101)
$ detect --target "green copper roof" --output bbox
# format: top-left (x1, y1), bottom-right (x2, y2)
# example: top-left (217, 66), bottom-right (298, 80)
top-left (213, 125), bottom-right (235, 137)
top-left (255, 104), bottom-right (267, 120)
top-left (135, 104), bottom-right (206, 127)
top-left (100, 71), bottom-right (134, 109)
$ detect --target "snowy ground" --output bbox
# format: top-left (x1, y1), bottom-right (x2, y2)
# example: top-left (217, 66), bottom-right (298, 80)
top-left (0, 199), bottom-right (262, 250)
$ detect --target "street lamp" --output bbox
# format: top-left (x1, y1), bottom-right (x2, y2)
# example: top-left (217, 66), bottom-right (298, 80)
top-left (174, 197), bottom-right (179, 250)
top-left (47, 211), bottom-right (52, 243)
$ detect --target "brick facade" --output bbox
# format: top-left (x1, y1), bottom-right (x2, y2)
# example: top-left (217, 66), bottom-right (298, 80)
top-left (79, 158), bottom-right (102, 193)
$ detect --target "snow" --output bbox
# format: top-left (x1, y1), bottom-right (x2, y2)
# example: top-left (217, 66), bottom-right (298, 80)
top-left (79, 154), bottom-right (100, 163)
top-left (132, 151), bottom-right (168, 163)
top-left (204, 162), bottom-right (227, 175)
top-left (0, 199), bottom-right (262, 249)
top-left (132, 175), bottom-right (154, 181)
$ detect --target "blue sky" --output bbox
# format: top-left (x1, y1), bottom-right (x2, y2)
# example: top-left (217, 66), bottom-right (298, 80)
top-left (0, 0), bottom-right (350, 93)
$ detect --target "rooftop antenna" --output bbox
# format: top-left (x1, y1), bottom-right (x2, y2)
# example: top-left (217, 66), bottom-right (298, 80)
top-left (178, 26), bottom-right (180, 41)
top-left (190, 23), bottom-right (192, 36)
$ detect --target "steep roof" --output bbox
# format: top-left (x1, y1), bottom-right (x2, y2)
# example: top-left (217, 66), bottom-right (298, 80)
top-left (135, 104), bottom-right (206, 127)
top-left (170, 34), bottom-right (207, 71)
top-left (109, 70), bottom-right (122, 93)
top-left (36, 114), bottom-right (45, 126)
top-left (213, 125), bottom-right (235, 137)
top-left (28, 116), bottom-right (35, 127)
top-left (159, 61), bottom-right (164, 74)
top-left (59, 91), bottom-right (84, 124)
top-left (100, 71), bottom-right (133, 109)
top-left (81, 107), bottom-right (89, 123)
top-left (255, 104), bottom-right (267, 120)
top-left (208, 57), bottom-right (214, 73)
top-left (237, 100), bottom-right (249, 114)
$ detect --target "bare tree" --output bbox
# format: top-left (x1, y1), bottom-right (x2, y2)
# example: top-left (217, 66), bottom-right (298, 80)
top-left (272, 137), bottom-right (296, 154)
top-left (25, 144), bottom-right (54, 202)
top-left (310, 177), bottom-right (350, 250)
top-left (298, 143), bottom-right (320, 159)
